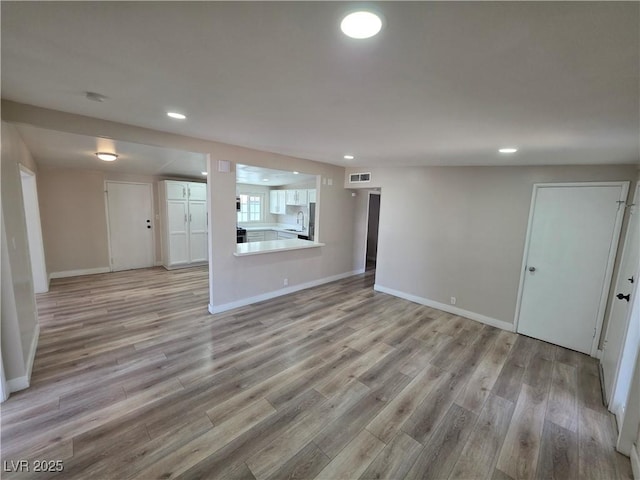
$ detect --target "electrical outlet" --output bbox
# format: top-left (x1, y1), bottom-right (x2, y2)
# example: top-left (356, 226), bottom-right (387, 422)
top-left (450, 296), bottom-right (456, 305)
top-left (283, 278), bottom-right (288, 286)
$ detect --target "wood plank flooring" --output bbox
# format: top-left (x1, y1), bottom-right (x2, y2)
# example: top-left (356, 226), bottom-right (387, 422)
top-left (1, 266), bottom-right (632, 479)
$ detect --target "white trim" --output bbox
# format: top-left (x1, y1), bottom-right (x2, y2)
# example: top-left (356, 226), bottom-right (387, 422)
top-left (49, 267), bottom-right (111, 279)
top-left (606, 183), bottom-right (640, 412)
top-left (513, 181), bottom-right (630, 357)
top-left (594, 349), bottom-right (603, 360)
top-left (374, 284), bottom-right (515, 332)
top-left (7, 323), bottom-right (38, 394)
top-left (631, 444), bottom-right (639, 480)
top-left (7, 376), bottom-right (29, 393)
top-left (19, 164), bottom-right (49, 293)
top-left (25, 323), bottom-right (39, 384)
top-left (209, 269), bottom-right (364, 314)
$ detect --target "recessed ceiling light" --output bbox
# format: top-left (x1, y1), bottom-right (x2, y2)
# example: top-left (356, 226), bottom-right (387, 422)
top-left (262, 178), bottom-right (269, 182)
top-left (344, 154), bottom-right (355, 160)
top-left (167, 112), bottom-right (186, 120)
top-left (293, 171), bottom-right (299, 175)
top-left (201, 171), bottom-right (208, 176)
top-left (499, 147), bottom-right (518, 153)
top-left (341, 11), bottom-right (382, 39)
top-left (95, 152), bottom-right (118, 162)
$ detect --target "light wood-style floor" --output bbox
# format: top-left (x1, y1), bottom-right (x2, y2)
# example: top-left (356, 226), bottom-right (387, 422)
top-left (1, 267), bottom-right (632, 480)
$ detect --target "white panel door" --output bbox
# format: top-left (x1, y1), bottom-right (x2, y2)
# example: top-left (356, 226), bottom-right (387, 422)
top-left (188, 200), bottom-right (208, 263)
top-left (517, 183), bottom-right (628, 354)
top-left (106, 182), bottom-right (154, 271)
top-left (167, 200), bottom-right (189, 265)
top-left (602, 184), bottom-right (639, 409)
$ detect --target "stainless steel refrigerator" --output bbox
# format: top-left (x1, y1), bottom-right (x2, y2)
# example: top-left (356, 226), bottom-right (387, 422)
top-left (309, 202), bottom-right (316, 241)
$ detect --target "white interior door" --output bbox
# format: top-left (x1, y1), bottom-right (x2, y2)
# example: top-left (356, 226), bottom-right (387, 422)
top-left (602, 184), bottom-right (639, 412)
top-left (106, 182), bottom-right (154, 271)
top-left (516, 183), bottom-right (628, 355)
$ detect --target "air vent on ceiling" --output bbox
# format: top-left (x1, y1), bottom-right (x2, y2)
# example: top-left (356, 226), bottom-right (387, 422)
top-left (349, 172), bottom-right (371, 183)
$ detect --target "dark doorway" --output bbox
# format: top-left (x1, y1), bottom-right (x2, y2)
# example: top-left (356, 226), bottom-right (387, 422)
top-left (366, 193), bottom-right (381, 271)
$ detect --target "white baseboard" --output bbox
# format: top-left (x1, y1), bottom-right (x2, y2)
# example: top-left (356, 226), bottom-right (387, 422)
top-left (7, 376), bottom-right (29, 392)
top-left (7, 324), bottom-right (40, 393)
top-left (25, 323), bottom-right (39, 384)
top-left (631, 444), bottom-right (639, 480)
top-left (49, 267), bottom-right (110, 279)
top-left (373, 284), bottom-right (515, 332)
top-left (209, 269), bottom-right (364, 314)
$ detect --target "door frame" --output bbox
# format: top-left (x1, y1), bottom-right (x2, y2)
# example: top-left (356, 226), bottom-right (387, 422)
top-left (362, 190), bottom-right (381, 270)
top-left (604, 183), bottom-right (640, 415)
top-left (513, 181), bottom-right (629, 357)
top-left (104, 181), bottom-right (156, 272)
top-left (19, 164), bottom-right (48, 292)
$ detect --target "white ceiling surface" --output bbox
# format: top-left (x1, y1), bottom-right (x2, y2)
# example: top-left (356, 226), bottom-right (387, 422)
top-left (2, 2), bottom-right (638, 168)
top-left (16, 124), bottom-right (207, 178)
top-left (237, 164), bottom-right (316, 187)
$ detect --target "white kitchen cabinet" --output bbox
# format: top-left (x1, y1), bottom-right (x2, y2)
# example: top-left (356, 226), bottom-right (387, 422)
top-left (246, 230), bottom-right (278, 242)
top-left (269, 190), bottom-right (286, 214)
top-left (307, 189), bottom-right (316, 204)
top-left (277, 231), bottom-right (298, 240)
top-left (247, 231), bottom-right (266, 242)
top-left (159, 180), bottom-right (208, 269)
top-left (286, 189), bottom-right (308, 206)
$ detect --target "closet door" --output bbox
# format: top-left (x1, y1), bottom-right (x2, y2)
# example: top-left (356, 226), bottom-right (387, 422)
top-left (188, 200), bottom-right (207, 262)
top-left (167, 199), bottom-right (189, 266)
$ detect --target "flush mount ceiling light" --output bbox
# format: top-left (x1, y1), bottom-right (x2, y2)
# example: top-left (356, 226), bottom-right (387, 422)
top-left (262, 178), bottom-right (269, 182)
top-left (344, 154), bottom-right (355, 160)
top-left (293, 171), bottom-right (299, 175)
top-left (95, 152), bottom-right (118, 162)
top-left (340, 11), bottom-right (382, 39)
top-left (86, 91), bottom-right (108, 102)
top-left (167, 112), bottom-right (186, 120)
top-left (499, 147), bottom-right (518, 153)
top-left (201, 171), bottom-right (208, 176)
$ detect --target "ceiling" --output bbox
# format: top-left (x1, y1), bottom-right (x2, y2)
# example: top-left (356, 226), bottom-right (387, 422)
top-left (237, 164), bottom-right (316, 187)
top-left (15, 124), bottom-right (207, 178)
top-left (2, 2), bottom-right (638, 168)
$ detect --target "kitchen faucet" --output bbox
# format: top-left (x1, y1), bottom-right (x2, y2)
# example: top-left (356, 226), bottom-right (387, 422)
top-left (297, 211), bottom-right (305, 230)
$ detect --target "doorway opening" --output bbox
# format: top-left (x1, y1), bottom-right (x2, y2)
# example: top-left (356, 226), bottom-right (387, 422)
top-left (365, 192), bottom-right (381, 271)
top-left (19, 165), bottom-right (48, 293)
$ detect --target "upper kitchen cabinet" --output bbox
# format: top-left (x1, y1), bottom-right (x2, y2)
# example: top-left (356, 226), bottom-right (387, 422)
top-left (286, 189), bottom-right (308, 206)
top-left (308, 189), bottom-right (317, 203)
top-left (159, 180), bottom-right (208, 269)
top-left (269, 190), bottom-right (286, 215)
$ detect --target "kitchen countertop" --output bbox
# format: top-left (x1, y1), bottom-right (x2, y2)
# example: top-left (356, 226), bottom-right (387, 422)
top-left (234, 238), bottom-right (323, 257)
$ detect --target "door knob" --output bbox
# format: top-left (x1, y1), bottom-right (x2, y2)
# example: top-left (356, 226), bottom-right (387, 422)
top-left (528, 266), bottom-right (536, 272)
top-left (616, 293), bottom-right (631, 302)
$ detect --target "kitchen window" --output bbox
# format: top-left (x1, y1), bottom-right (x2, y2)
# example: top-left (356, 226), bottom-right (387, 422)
top-left (237, 193), bottom-right (264, 223)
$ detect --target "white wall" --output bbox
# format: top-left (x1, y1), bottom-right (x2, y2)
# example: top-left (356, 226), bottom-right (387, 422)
top-left (347, 165), bottom-right (637, 329)
top-left (1, 122), bottom-right (40, 393)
